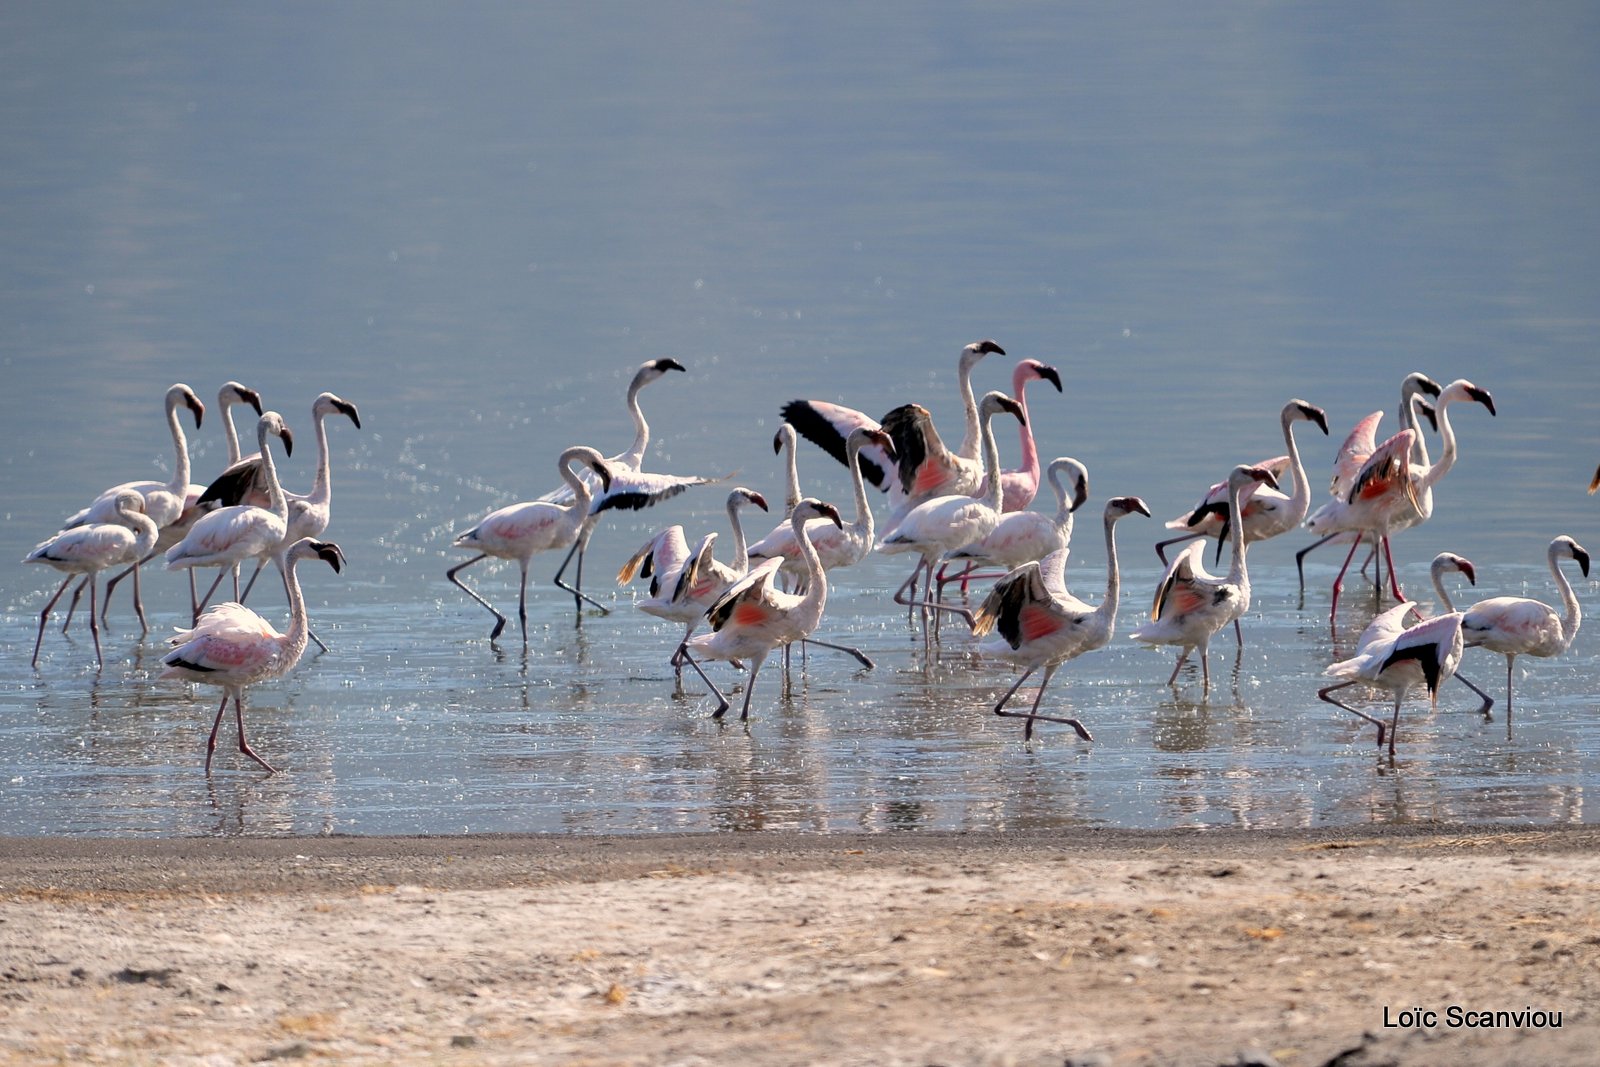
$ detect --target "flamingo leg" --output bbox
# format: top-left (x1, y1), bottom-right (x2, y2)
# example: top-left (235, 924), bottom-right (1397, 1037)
top-left (233, 692), bottom-right (277, 773)
top-left (1504, 654), bottom-right (1517, 737)
top-left (1166, 649), bottom-right (1190, 686)
top-left (239, 558), bottom-right (267, 603)
top-left (799, 637), bottom-right (873, 669)
top-left (893, 557), bottom-right (975, 631)
top-left (446, 553), bottom-right (508, 641)
top-left (1233, 616), bottom-right (1244, 647)
top-left (1295, 532), bottom-right (1340, 597)
top-left (516, 560), bottom-right (530, 645)
top-left (129, 555), bottom-right (147, 633)
top-left (1317, 679), bottom-right (1389, 750)
top-left (731, 655), bottom-right (766, 722)
top-left (195, 567), bottom-right (231, 621)
top-left (679, 648), bottom-right (731, 717)
top-left (31, 575), bottom-right (76, 668)
top-left (1452, 671), bottom-right (1495, 720)
top-left (552, 525), bottom-right (610, 616)
top-left (1387, 696), bottom-right (1401, 755)
top-left (1329, 533), bottom-right (1365, 620)
top-left (102, 547), bottom-right (160, 626)
top-left (1381, 537), bottom-right (1405, 601)
top-left (994, 664), bottom-right (1093, 742)
top-left (1199, 643), bottom-right (1210, 694)
top-left (993, 666), bottom-right (1037, 715)
top-left (204, 690), bottom-right (231, 773)
top-left (87, 577), bottom-right (103, 669)
top-left (1155, 531), bottom-right (1205, 567)
top-left (61, 578), bottom-right (87, 634)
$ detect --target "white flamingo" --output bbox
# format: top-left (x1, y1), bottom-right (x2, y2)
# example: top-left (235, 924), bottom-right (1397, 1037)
top-left (617, 487), bottom-right (769, 673)
top-left (60, 384), bottom-right (205, 630)
top-left (160, 538), bottom-right (345, 773)
top-left (972, 494), bottom-right (1150, 741)
top-left (90, 382), bottom-right (264, 628)
top-left (943, 456), bottom-right (1090, 586)
top-left (1450, 537), bottom-right (1589, 732)
top-left (1130, 465), bottom-right (1279, 692)
top-left (448, 445), bottom-right (614, 643)
top-left (25, 490), bottom-right (160, 669)
top-left (164, 413), bottom-right (295, 619)
top-left (540, 358), bottom-right (717, 615)
top-left (781, 340), bottom-right (1005, 518)
top-left (875, 391), bottom-right (1026, 634)
top-left (1155, 399), bottom-right (1329, 566)
top-left (680, 498), bottom-right (844, 722)
top-left (1318, 605), bottom-right (1467, 755)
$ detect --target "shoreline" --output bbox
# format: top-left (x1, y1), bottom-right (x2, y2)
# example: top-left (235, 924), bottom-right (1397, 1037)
top-left (2, 824), bottom-right (1596, 1065)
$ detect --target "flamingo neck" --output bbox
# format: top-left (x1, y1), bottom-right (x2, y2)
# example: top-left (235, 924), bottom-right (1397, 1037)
top-left (1283, 409), bottom-right (1311, 519)
top-left (278, 552), bottom-right (311, 663)
top-left (1225, 477), bottom-right (1251, 589)
top-left (955, 358), bottom-right (982, 461)
top-left (846, 440), bottom-right (875, 542)
top-left (305, 410), bottom-right (335, 506)
top-left (256, 425), bottom-right (288, 522)
top-left (222, 401), bottom-right (244, 465)
top-left (165, 394), bottom-right (192, 496)
top-left (1401, 389), bottom-right (1433, 468)
top-left (977, 409), bottom-right (1005, 513)
top-left (621, 377), bottom-right (651, 470)
top-left (1430, 564), bottom-right (1457, 613)
top-left (1012, 370), bottom-right (1040, 488)
top-left (791, 511), bottom-right (829, 619)
top-left (727, 500), bottom-right (752, 578)
top-left (1551, 546), bottom-right (1583, 648)
top-left (1094, 512), bottom-right (1123, 630)
top-left (559, 454), bottom-right (594, 525)
top-left (1421, 394), bottom-right (1463, 491)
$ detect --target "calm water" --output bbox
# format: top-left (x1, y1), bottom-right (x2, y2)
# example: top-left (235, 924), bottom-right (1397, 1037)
top-left (2, 4), bottom-right (1598, 836)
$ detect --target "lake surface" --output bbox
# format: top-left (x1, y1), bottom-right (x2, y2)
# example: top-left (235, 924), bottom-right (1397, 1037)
top-left (3, 4), bottom-right (1598, 836)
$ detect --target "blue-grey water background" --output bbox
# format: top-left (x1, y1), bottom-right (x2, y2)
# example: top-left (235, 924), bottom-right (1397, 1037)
top-left (2, 4), bottom-right (1597, 836)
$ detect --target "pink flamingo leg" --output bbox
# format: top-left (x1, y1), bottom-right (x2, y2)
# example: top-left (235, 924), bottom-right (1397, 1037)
top-left (1329, 533), bottom-right (1364, 620)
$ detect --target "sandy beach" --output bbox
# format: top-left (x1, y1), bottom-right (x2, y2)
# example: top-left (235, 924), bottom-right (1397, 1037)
top-left (0, 825), bottom-right (1595, 1066)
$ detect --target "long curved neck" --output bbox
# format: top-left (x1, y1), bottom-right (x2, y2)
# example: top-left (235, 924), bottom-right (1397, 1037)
top-left (303, 411), bottom-right (335, 505)
top-left (1401, 390), bottom-right (1433, 468)
top-left (278, 553), bottom-right (311, 663)
top-left (792, 512), bottom-right (829, 617)
top-left (165, 396), bottom-right (192, 496)
top-left (222, 400), bottom-right (244, 464)
top-left (956, 359), bottom-right (982, 460)
top-left (1094, 512), bottom-right (1123, 628)
top-left (782, 432), bottom-right (801, 515)
top-left (257, 427), bottom-right (288, 521)
top-left (1048, 466), bottom-right (1071, 525)
top-left (977, 409), bottom-right (1005, 512)
top-left (1551, 547), bottom-right (1582, 647)
top-left (621, 377), bottom-right (650, 469)
top-left (1282, 410), bottom-right (1311, 517)
top-left (560, 454), bottom-right (594, 517)
top-left (846, 440), bottom-right (875, 536)
top-left (1012, 371), bottom-right (1040, 486)
top-left (1225, 478), bottom-right (1251, 587)
top-left (1431, 565), bottom-right (1456, 612)
top-left (727, 500), bottom-right (752, 575)
top-left (1421, 395), bottom-right (1461, 490)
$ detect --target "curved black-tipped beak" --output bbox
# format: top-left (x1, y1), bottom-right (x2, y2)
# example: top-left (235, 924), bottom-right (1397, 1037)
top-left (313, 540), bottom-right (346, 573)
top-left (280, 426), bottom-right (294, 457)
top-left (241, 388), bottom-right (264, 416)
top-left (337, 399), bottom-right (362, 429)
top-left (1254, 467), bottom-right (1280, 491)
top-left (593, 462), bottom-right (614, 493)
top-left (869, 428), bottom-right (896, 461)
top-left (1576, 547), bottom-right (1592, 578)
top-left (1128, 497), bottom-right (1152, 518)
top-left (1417, 399), bottom-right (1439, 434)
top-left (656, 358), bottom-right (686, 374)
top-left (186, 394), bottom-right (205, 428)
top-left (749, 491), bottom-right (770, 512)
top-left (815, 501), bottom-right (844, 527)
top-left (772, 430), bottom-right (784, 454)
top-left (1301, 402), bottom-right (1329, 435)
top-left (1467, 385), bottom-right (1496, 416)
top-left (1070, 476), bottom-right (1090, 513)
top-left (975, 339), bottom-right (1006, 356)
top-left (1459, 559), bottom-right (1477, 585)
top-left (1415, 374), bottom-right (1443, 398)
top-left (1038, 363), bottom-right (1063, 393)
top-left (997, 395), bottom-right (1026, 424)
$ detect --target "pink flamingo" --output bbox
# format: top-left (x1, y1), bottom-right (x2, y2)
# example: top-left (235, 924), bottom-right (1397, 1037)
top-left (25, 490), bottom-right (160, 669)
top-left (448, 446), bottom-right (613, 643)
top-left (680, 498), bottom-right (844, 722)
top-left (942, 457), bottom-right (1089, 585)
top-left (160, 538), bottom-right (345, 773)
top-left (973, 495), bottom-right (1149, 741)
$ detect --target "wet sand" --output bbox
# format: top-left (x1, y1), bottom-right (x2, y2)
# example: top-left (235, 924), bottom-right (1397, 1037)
top-left (1, 825), bottom-right (1596, 1065)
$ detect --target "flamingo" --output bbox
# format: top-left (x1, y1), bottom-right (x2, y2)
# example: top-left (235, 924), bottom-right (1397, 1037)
top-left (1318, 605), bottom-right (1467, 755)
top-left (617, 487), bottom-right (769, 674)
top-left (228, 394), bottom-right (362, 624)
top-left (1452, 536), bottom-right (1590, 731)
top-left (1130, 465), bottom-right (1279, 692)
top-left (1296, 373), bottom-right (1441, 593)
top-left (679, 498), bottom-right (844, 722)
top-left (448, 446), bottom-right (614, 643)
top-left (160, 538), bottom-right (345, 773)
top-left (93, 381), bottom-right (264, 627)
top-left (540, 358), bottom-right (718, 615)
top-left (942, 457), bottom-right (1090, 585)
top-left (1154, 399), bottom-right (1329, 567)
top-left (25, 490), bottom-right (160, 668)
top-left (781, 340), bottom-right (1005, 518)
top-left (1310, 379), bottom-right (1495, 617)
top-left (875, 391), bottom-right (1026, 634)
top-left (164, 413), bottom-right (294, 619)
top-left (60, 383), bottom-right (205, 630)
top-left (747, 426), bottom-right (896, 583)
top-left (972, 494), bottom-right (1150, 741)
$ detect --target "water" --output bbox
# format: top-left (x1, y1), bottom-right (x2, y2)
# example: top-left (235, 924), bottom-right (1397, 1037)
top-left (2, 4), bottom-right (1598, 836)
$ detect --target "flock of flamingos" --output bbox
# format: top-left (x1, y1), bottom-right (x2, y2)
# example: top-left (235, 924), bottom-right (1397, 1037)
top-left (22, 344), bottom-right (1596, 772)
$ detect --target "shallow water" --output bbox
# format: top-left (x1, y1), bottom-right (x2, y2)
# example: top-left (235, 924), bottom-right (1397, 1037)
top-left (3, 4), bottom-right (1598, 836)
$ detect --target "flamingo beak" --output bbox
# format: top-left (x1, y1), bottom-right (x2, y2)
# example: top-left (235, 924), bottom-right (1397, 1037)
top-left (338, 400), bottom-right (362, 429)
top-left (1037, 364), bottom-right (1062, 392)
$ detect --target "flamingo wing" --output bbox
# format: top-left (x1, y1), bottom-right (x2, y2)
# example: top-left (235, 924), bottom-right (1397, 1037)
top-left (592, 469), bottom-right (722, 514)
top-left (779, 399), bottom-right (892, 491)
top-left (1331, 411), bottom-right (1383, 497)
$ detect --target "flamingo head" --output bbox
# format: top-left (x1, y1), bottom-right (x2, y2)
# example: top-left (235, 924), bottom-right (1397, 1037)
top-left (313, 392), bottom-right (362, 430)
top-left (848, 426), bottom-right (895, 463)
top-left (979, 391), bottom-right (1026, 426)
top-left (169, 383), bottom-right (205, 429)
top-left (1230, 464), bottom-right (1279, 493)
top-left (258, 412), bottom-right (294, 457)
top-left (793, 497), bottom-right (843, 529)
top-left (1288, 399), bottom-right (1329, 435)
top-left (1107, 495), bottom-right (1151, 520)
top-left (1021, 360), bottom-right (1062, 393)
top-left (772, 422), bottom-right (798, 455)
top-left (221, 381), bottom-right (264, 416)
top-left (1554, 536), bottom-right (1591, 578)
top-left (732, 488), bottom-right (769, 512)
top-left (1431, 552), bottom-right (1476, 586)
top-left (297, 539), bottom-right (346, 574)
top-left (1402, 372), bottom-right (1443, 400)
